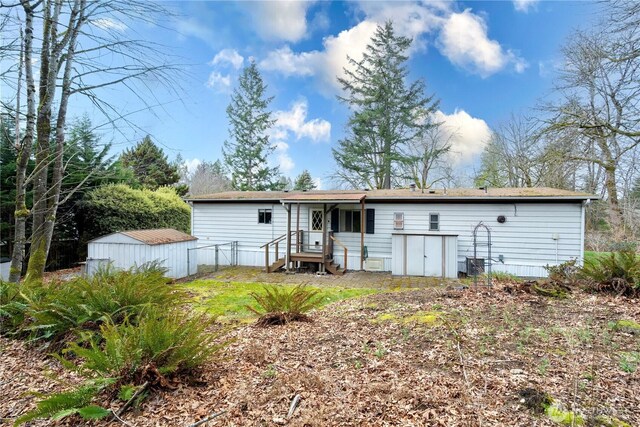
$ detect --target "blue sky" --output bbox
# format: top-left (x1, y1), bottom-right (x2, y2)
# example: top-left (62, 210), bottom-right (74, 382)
top-left (74, 0), bottom-right (599, 188)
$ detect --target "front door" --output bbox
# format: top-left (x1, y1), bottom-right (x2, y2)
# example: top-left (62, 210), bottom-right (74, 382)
top-left (308, 208), bottom-right (324, 252)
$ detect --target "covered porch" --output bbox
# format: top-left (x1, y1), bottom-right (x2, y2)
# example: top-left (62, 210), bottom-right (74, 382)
top-left (260, 193), bottom-right (367, 275)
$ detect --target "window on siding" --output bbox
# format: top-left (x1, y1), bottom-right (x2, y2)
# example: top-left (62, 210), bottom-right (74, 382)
top-left (258, 209), bottom-right (272, 224)
top-left (429, 213), bottom-right (439, 231)
top-left (339, 210), bottom-right (361, 233)
top-left (393, 212), bottom-right (404, 230)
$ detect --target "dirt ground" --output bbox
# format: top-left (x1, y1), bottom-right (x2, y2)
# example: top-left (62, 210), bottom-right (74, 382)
top-left (1, 273), bottom-right (639, 426)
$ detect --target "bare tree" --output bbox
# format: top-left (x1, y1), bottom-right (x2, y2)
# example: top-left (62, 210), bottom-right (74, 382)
top-left (5, 0), bottom-right (182, 281)
top-left (545, 25), bottom-right (640, 238)
top-left (187, 160), bottom-right (231, 196)
top-left (402, 122), bottom-right (452, 190)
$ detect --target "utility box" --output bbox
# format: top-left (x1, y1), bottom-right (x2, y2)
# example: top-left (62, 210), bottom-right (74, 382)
top-left (466, 257), bottom-right (485, 276)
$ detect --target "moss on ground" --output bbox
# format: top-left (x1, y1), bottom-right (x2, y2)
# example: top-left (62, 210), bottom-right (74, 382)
top-left (180, 280), bottom-right (379, 322)
top-left (372, 310), bottom-right (445, 327)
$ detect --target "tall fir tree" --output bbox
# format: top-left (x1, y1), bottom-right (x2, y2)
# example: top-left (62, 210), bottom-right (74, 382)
top-left (293, 170), bottom-right (316, 191)
top-left (332, 21), bottom-right (439, 189)
top-left (223, 61), bottom-right (280, 191)
top-left (120, 135), bottom-right (180, 190)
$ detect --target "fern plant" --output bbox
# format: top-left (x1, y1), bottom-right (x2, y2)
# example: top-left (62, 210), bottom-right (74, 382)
top-left (15, 379), bottom-right (114, 425)
top-left (61, 308), bottom-right (222, 383)
top-left (581, 251), bottom-right (640, 296)
top-left (248, 284), bottom-right (323, 325)
top-left (16, 266), bottom-right (185, 344)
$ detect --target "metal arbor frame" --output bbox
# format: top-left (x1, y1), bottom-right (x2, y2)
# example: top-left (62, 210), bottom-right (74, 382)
top-left (473, 222), bottom-right (492, 287)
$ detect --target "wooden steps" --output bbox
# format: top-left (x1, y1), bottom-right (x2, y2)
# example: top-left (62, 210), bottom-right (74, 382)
top-left (267, 253), bottom-right (345, 275)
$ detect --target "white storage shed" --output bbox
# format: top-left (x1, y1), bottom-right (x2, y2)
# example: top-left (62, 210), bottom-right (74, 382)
top-left (391, 233), bottom-right (458, 278)
top-left (86, 228), bottom-right (198, 279)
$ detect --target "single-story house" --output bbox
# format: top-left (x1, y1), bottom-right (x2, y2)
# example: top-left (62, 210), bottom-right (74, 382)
top-left (86, 228), bottom-right (198, 279)
top-left (186, 187), bottom-right (594, 278)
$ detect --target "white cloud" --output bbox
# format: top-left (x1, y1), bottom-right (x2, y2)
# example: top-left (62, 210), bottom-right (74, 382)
top-left (260, 2), bottom-right (526, 91)
top-left (247, 1), bottom-right (314, 42)
top-left (273, 141), bottom-right (295, 174)
top-left (260, 20), bottom-right (378, 92)
top-left (437, 9), bottom-right (527, 78)
top-left (92, 18), bottom-right (127, 32)
top-left (513, 0), bottom-right (539, 13)
top-left (268, 99), bottom-right (331, 176)
top-left (313, 177), bottom-right (323, 190)
top-left (211, 49), bottom-right (244, 70)
top-left (174, 17), bottom-right (215, 44)
top-left (261, 46), bottom-right (317, 77)
top-left (206, 72), bottom-right (232, 92)
top-left (433, 109), bottom-right (491, 165)
top-left (273, 99), bottom-right (331, 143)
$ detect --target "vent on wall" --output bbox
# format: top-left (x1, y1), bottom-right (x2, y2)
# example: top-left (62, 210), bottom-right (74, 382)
top-left (393, 212), bottom-right (404, 230)
top-left (365, 257), bottom-right (384, 271)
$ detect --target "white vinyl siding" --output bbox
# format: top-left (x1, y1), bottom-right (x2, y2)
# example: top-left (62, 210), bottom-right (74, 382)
top-left (87, 236), bottom-right (197, 279)
top-left (191, 201), bottom-right (584, 277)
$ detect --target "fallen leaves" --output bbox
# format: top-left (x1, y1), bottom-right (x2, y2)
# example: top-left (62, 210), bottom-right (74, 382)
top-left (1, 278), bottom-right (639, 426)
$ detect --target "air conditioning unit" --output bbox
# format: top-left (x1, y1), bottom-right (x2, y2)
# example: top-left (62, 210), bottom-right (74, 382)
top-left (466, 257), bottom-right (485, 275)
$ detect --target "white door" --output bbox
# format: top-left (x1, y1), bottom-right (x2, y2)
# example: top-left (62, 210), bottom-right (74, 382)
top-left (406, 235), bottom-right (425, 275)
top-left (308, 208), bottom-right (324, 252)
top-left (424, 236), bottom-right (443, 277)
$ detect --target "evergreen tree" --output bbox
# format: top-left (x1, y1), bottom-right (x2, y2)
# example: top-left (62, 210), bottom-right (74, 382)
top-left (120, 136), bottom-right (180, 190)
top-left (333, 21), bottom-right (439, 189)
top-left (223, 61), bottom-right (280, 191)
top-left (293, 170), bottom-right (316, 191)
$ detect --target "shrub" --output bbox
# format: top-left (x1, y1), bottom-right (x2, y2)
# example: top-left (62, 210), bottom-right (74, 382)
top-left (19, 308), bottom-right (223, 425)
top-left (10, 266), bottom-right (184, 343)
top-left (580, 250), bottom-right (640, 297)
top-left (0, 280), bottom-right (48, 335)
top-left (248, 284), bottom-right (323, 326)
top-left (15, 379), bottom-right (115, 425)
top-left (77, 184), bottom-right (190, 245)
top-left (61, 308), bottom-right (221, 385)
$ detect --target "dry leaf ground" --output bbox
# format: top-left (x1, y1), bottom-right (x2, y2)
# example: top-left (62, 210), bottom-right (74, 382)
top-left (1, 270), bottom-right (639, 426)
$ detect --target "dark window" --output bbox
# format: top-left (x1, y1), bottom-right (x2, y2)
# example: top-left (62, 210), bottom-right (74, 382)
top-left (339, 210), bottom-right (361, 233)
top-left (366, 209), bottom-right (375, 234)
top-left (429, 213), bottom-right (439, 231)
top-left (258, 209), bottom-right (272, 224)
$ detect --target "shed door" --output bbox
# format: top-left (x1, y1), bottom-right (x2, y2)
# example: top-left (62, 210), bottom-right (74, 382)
top-left (424, 236), bottom-right (443, 277)
top-left (406, 235), bottom-right (425, 275)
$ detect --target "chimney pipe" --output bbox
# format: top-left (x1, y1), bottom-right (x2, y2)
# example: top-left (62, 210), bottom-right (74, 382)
top-left (409, 183), bottom-right (416, 192)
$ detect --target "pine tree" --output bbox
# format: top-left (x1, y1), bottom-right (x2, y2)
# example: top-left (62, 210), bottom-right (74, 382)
top-left (293, 170), bottom-right (316, 191)
top-left (332, 21), bottom-right (439, 189)
top-left (223, 61), bottom-right (279, 191)
top-left (120, 136), bottom-right (180, 190)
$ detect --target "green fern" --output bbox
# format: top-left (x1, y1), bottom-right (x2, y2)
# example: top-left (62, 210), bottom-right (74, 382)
top-left (14, 379), bottom-right (114, 425)
top-left (248, 284), bottom-right (322, 315)
top-left (62, 308), bottom-right (222, 382)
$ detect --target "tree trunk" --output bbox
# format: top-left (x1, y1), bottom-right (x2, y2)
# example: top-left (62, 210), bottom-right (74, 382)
top-left (9, 2), bottom-right (36, 283)
top-left (603, 163), bottom-right (625, 239)
top-left (38, 0), bottom-right (83, 273)
top-left (25, 0), bottom-right (62, 281)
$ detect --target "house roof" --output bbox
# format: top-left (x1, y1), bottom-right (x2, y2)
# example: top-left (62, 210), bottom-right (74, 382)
top-left (186, 187), bottom-right (595, 203)
top-left (92, 228), bottom-right (198, 245)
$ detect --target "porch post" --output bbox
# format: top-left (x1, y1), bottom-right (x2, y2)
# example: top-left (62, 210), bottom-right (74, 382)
top-left (322, 203), bottom-right (327, 270)
top-left (286, 203), bottom-right (292, 271)
top-left (360, 198), bottom-right (365, 271)
top-left (296, 202), bottom-right (301, 253)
